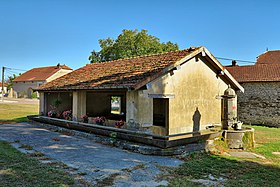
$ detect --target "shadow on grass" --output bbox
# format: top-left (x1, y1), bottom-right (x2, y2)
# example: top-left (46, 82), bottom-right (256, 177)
top-left (0, 117), bottom-right (29, 124)
top-left (169, 153), bottom-right (280, 187)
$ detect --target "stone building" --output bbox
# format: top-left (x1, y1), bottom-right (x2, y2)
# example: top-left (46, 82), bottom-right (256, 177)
top-left (226, 50), bottom-right (280, 127)
top-left (36, 47), bottom-right (243, 137)
top-left (13, 64), bottom-right (72, 98)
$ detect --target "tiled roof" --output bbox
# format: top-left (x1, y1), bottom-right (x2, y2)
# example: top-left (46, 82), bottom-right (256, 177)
top-left (226, 64), bottom-right (280, 82)
top-left (14, 65), bottom-right (72, 82)
top-left (0, 82), bottom-right (8, 87)
top-left (257, 50), bottom-right (280, 65)
top-left (37, 48), bottom-right (201, 91)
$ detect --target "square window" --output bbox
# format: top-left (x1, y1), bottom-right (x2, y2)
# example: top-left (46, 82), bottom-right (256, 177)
top-left (111, 96), bottom-right (121, 114)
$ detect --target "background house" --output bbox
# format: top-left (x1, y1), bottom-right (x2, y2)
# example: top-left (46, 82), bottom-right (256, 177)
top-left (13, 64), bottom-right (72, 98)
top-left (36, 47), bottom-right (243, 137)
top-left (0, 82), bottom-right (8, 96)
top-left (226, 50), bottom-right (280, 127)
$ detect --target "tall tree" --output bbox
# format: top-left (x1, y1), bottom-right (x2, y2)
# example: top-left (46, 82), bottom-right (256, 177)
top-left (89, 29), bottom-right (179, 63)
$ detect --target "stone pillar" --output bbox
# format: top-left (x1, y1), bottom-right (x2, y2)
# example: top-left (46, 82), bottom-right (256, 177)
top-left (126, 91), bottom-right (137, 122)
top-left (39, 92), bottom-right (46, 115)
top-left (72, 91), bottom-right (87, 121)
top-left (126, 91), bottom-right (141, 129)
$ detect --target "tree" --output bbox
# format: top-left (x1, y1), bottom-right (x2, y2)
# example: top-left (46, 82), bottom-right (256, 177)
top-left (6, 74), bottom-right (17, 90)
top-left (89, 29), bottom-right (179, 63)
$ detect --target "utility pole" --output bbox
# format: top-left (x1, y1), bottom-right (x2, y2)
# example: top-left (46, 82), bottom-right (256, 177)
top-left (1, 66), bottom-right (4, 102)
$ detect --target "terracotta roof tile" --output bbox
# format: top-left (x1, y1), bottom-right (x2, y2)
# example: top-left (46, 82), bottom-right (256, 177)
top-left (37, 48), bottom-right (200, 91)
top-left (14, 65), bottom-right (72, 82)
top-left (0, 82), bottom-right (8, 87)
top-left (257, 50), bottom-right (280, 65)
top-left (226, 64), bottom-right (280, 82)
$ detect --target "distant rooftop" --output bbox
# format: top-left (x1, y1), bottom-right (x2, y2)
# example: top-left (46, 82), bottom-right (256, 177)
top-left (226, 64), bottom-right (280, 82)
top-left (14, 64), bottom-right (72, 82)
top-left (256, 50), bottom-right (280, 65)
top-left (226, 50), bottom-right (280, 83)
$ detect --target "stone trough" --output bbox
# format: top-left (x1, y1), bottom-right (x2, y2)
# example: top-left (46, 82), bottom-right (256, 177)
top-left (222, 127), bottom-right (255, 149)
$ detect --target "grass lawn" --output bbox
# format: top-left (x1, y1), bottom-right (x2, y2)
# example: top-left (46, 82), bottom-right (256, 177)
top-left (0, 103), bottom-right (38, 123)
top-left (168, 125), bottom-right (280, 187)
top-left (0, 141), bottom-right (74, 187)
top-left (253, 126), bottom-right (280, 166)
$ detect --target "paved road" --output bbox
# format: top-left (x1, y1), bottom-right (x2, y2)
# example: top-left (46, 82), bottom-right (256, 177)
top-left (0, 122), bottom-right (182, 186)
top-left (0, 97), bottom-right (39, 105)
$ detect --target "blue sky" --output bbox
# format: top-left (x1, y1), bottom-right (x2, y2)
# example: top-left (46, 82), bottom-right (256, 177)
top-left (0, 0), bottom-right (280, 78)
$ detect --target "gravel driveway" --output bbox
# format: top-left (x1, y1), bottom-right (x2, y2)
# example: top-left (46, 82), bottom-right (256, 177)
top-left (0, 122), bottom-right (183, 186)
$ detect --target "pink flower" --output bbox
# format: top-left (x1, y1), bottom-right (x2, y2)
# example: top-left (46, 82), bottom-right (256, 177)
top-left (115, 120), bottom-right (125, 128)
top-left (93, 116), bottom-right (106, 125)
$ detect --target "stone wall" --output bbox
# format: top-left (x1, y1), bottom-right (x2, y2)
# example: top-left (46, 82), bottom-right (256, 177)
top-left (237, 82), bottom-right (280, 127)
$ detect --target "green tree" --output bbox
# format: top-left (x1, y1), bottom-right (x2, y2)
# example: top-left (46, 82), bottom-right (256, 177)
top-left (6, 74), bottom-right (17, 89)
top-left (89, 29), bottom-right (179, 63)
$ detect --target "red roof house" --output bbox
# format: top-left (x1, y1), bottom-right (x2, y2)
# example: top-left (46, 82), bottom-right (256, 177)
top-left (0, 82), bottom-right (8, 95)
top-left (13, 64), bottom-right (72, 98)
top-left (225, 50), bottom-right (280, 127)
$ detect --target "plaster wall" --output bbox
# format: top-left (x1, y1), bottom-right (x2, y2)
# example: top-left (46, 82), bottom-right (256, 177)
top-left (0, 86), bottom-right (7, 94)
top-left (126, 91), bottom-right (138, 122)
top-left (39, 92), bottom-right (45, 115)
top-left (237, 82), bottom-right (280, 127)
top-left (46, 69), bottom-right (72, 82)
top-left (13, 81), bottom-right (44, 97)
top-left (126, 90), bottom-right (153, 125)
top-left (72, 91), bottom-right (86, 121)
top-left (130, 57), bottom-right (230, 136)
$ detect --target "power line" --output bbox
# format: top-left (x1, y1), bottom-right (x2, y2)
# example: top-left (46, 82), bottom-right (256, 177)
top-left (4, 67), bottom-right (27, 72)
top-left (215, 57), bottom-right (256, 64)
top-left (5, 69), bottom-right (21, 76)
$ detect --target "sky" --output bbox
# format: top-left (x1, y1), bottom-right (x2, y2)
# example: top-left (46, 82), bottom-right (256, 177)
top-left (1, 0), bottom-right (280, 79)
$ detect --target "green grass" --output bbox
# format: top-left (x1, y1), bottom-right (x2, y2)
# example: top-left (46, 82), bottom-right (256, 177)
top-left (0, 103), bottom-right (38, 123)
top-left (253, 125), bottom-right (280, 144)
top-left (252, 126), bottom-right (280, 166)
top-left (0, 141), bottom-right (74, 187)
top-left (169, 125), bottom-right (280, 186)
top-left (170, 153), bottom-right (280, 187)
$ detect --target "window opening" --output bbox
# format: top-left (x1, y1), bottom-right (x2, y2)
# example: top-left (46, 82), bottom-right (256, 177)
top-left (111, 96), bottom-right (121, 114)
top-left (153, 98), bottom-right (169, 127)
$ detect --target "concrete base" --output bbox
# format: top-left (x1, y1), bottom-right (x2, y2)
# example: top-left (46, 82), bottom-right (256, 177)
top-left (28, 115), bottom-right (222, 155)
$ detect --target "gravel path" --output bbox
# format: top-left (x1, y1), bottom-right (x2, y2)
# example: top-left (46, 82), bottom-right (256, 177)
top-left (0, 122), bottom-right (182, 186)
